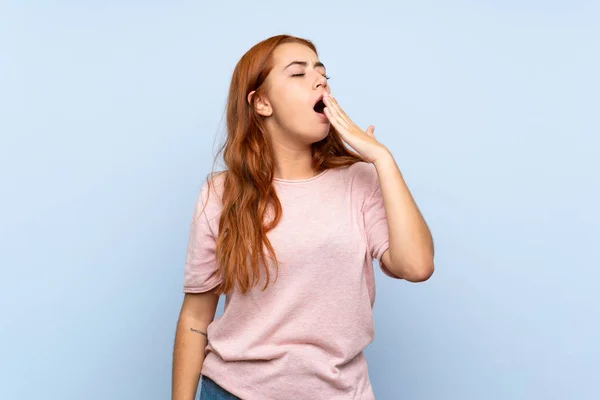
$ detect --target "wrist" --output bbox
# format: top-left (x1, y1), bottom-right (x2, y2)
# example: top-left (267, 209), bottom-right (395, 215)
top-left (372, 149), bottom-right (394, 168)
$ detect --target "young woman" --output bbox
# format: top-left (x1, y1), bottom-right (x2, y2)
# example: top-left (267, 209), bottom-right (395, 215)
top-left (172, 34), bottom-right (434, 400)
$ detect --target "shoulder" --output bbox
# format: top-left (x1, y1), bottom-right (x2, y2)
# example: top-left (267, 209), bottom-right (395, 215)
top-left (345, 161), bottom-right (379, 194)
top-left (327, 161), bottom-right (377, 181)
top-left (325, 162), bottom-right (379, 206)
top-left (195, 170), bottom-right (227, 220)
top-left (347, 161), bottom-right (377, 181)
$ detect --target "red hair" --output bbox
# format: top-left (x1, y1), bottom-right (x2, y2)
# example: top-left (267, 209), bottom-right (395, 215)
top-left (205, 34), bottom-right (364, 295)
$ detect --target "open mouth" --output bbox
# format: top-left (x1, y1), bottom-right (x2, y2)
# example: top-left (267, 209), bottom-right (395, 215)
top-left (313, 98), bottom-right (326, 114)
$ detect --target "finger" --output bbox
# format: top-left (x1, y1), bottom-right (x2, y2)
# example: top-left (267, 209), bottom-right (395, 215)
top-left (326, 94), bottom-right (352, 125)
top-left (366, 125), bottom-right (375, 137)
top-left (323, 106), bottom-right (349, 132)
top-left (323, 98), bottom-right (350, 130)
top-left (324, 94), bottom-right (351, 126)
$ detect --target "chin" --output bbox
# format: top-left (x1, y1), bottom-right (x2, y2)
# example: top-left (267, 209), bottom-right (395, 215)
top-left (303, 130), bottom-right (329, 145)
top-left (292, 122), bottom-right (331, 145)
top-left (314, 124), bottom-right (331, 141)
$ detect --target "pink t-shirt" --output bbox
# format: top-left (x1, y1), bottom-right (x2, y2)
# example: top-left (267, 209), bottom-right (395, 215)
top-left (183, 161), bottom-right (399, 399)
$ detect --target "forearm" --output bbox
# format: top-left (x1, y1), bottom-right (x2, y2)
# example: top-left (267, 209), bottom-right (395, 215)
top-left (172, 315), bottom-right (210, 400)
top-left (374, 152), bottom-right (434, 281)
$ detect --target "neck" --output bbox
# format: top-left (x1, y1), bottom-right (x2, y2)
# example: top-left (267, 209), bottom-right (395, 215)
top-left (270, 136), bottom-right (316, 181)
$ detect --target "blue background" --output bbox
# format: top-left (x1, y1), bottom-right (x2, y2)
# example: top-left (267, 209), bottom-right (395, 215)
top-left (1, 1), bottom-right (598, 399)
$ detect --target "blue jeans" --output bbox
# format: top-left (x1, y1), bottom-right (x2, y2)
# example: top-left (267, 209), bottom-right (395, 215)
top-left (200, 375), bottom-right (240, 400)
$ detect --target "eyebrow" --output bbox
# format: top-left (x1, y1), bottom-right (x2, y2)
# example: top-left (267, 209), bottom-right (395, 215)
top-left (283, 61), bottom-right (326, 70)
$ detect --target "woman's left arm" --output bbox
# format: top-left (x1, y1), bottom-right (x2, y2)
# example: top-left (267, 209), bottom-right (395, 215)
top-left (322, 92), bottom-right (434, 282)
top-left (373, 153), bottom-right (434, 282)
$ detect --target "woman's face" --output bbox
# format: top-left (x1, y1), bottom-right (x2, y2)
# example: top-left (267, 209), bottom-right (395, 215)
top-left (253, 42), bottom-right (331, 146)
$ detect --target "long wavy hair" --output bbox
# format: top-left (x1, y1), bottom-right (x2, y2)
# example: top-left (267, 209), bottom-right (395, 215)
top-left (205, 34), bottom-right (364, 295)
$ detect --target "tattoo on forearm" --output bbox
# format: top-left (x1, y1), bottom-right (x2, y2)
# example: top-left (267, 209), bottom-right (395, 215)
top-left (190, 327), bottom-right (207, 337)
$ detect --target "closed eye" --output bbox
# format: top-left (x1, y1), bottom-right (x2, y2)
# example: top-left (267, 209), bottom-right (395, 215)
top-left (291, 73), bottom-right (331, 80)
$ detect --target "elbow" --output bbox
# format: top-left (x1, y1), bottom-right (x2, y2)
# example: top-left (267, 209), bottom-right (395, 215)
top-left (405, 262), bottom-right (434, 282)
top-left (393, 255), bottom-right (434, 282)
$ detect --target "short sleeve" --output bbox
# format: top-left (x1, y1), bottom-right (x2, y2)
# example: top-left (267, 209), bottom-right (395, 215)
top-left (183, 180), bottom-right (223, 293)
top-left (361, 166), bottom-right (401, 279)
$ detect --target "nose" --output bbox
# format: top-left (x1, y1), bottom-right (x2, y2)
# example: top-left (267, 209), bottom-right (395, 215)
top-left (314, 74), bottom-right (328, 90)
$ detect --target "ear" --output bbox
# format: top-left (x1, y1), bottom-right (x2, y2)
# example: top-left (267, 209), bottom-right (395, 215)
top-left (247, 90), bottom-right (272, 117)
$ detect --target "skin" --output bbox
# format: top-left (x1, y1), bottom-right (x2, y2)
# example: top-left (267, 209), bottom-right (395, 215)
top-left (172, 289), bottom-right (218, 400)
top-left (322, 92), bottom-right (434, 281)
top-left (172, 41), bottom-right (435, 400)
top-left (248, 42), bottom-right (332, 180)
top-left (251, 42), bottom-right (435, 281)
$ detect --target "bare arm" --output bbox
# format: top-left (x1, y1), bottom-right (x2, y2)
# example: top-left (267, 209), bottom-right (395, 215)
top-left (375, 153), bottom-right (435, 282)
top-left (172, 290), bottom-right (220, 400)
top-left (319, 93), bottom-right (433, 282)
